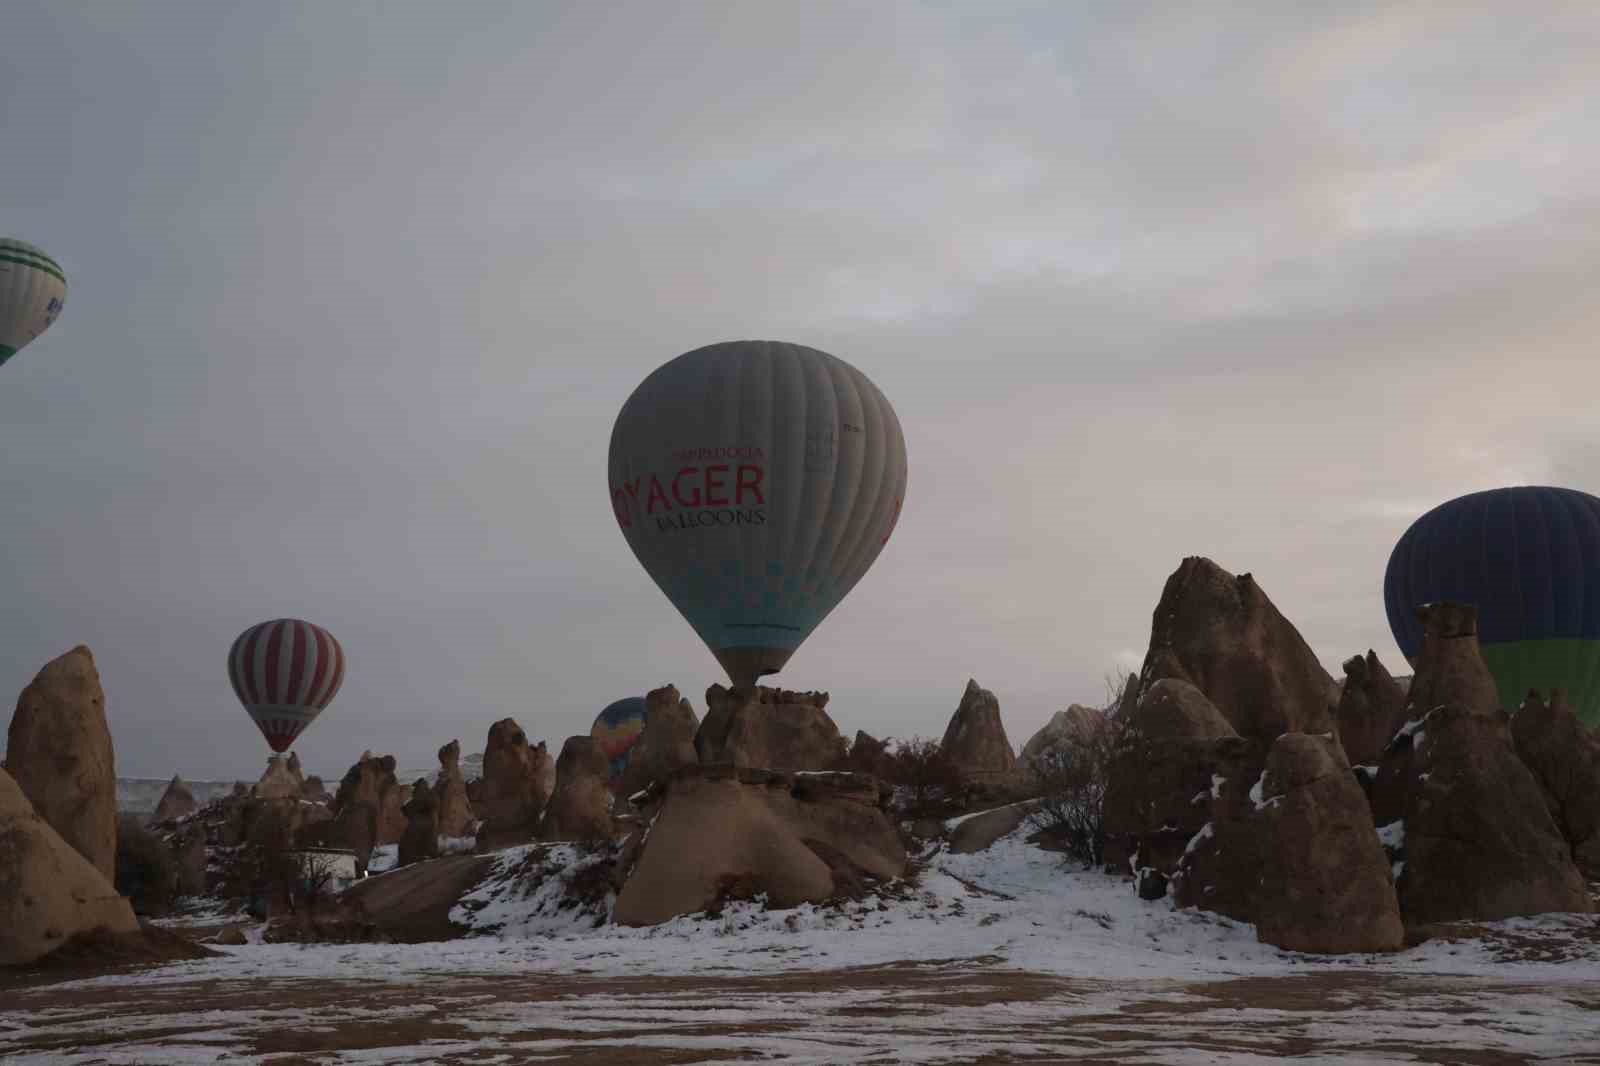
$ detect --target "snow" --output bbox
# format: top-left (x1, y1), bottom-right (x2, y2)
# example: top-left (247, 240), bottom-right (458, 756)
top-left (367, 844), bottom-right (398, 874)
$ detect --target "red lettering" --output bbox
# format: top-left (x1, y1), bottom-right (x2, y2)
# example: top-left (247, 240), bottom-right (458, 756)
top-left (704, 464), bottom-right (730, 506)
top-left (671, 467), bottom-right (702, 507)
top-left (736, 465), bottom-right (765, 505)
top-left (612, 488), bottom-right (632, 528)
top-left (646, 475), bottom-right (672, 514)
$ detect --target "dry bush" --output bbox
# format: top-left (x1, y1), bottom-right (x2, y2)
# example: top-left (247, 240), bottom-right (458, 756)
top-left (879, 736), bottom-right (967, 819)
top-left (1026, 694), bottom-right (1130, 869)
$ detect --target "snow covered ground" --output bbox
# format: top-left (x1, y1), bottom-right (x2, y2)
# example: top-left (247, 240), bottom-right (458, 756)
top-left (5, 827), bottom-right (1597, 1063)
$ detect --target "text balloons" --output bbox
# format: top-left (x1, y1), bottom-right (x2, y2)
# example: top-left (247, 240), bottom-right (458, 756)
top-left (0, 239), bottom-right (67, 366)
top-left (227, 619), bottom-right (346, 753)
top-left (1384, 486), bottom-right (1600, 727)
top-left (609, 341), bottom-right (907, 686)
top-left (591, 697), bottom-right (648, 781)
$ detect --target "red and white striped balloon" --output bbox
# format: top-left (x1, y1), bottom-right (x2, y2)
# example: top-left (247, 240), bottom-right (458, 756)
top-left (227, 618), bottom-right (345, 753)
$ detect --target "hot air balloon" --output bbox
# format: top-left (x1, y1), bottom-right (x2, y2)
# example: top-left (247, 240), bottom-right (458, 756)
top-left (0, 238), bottom-right (67, 366)
top-left (227, 618), bottom-right (346, 753)
top-left (609, 340), bottom-right (907, 687)
top-left (1384, 486), bottom-right (1600, 728)
top-left (591, 697), bottom-right (648, 781)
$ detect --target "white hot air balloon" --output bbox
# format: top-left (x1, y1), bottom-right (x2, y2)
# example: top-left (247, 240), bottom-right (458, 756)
top-left (608, 340), bottom-right (908, 687)
top-left (0, 239), bottom-right (67, 367)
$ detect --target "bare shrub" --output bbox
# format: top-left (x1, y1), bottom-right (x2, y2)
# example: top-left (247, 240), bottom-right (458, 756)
top-left (1026, 697), bottom-right (1129, 869)
top-left (880, 736), bottom-right (967, 819)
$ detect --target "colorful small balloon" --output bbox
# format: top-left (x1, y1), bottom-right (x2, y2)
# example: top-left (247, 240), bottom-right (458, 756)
top-left (228, 618), bottom-right (346, 753)
top-left (591, 697), bottom-right (648, 780)
top-left (0, 238), bottom-right (67, 367)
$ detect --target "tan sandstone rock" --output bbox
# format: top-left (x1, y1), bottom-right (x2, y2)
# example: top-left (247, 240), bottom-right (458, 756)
top-left (399, 778), bottom-right (440, 867)
top-left (1020, 705), bottom-right (1106, 765)
top-left (253, 754), bottom-right (305, 801)
top-left (1, 766), bottom-right (139, 967)
top-left (540, 736), bottom-right (614, 842)
top-left (1404, 603), bottom-right (1502, 717)
top-left (1512, 690), bottom-right (1600, 881)
top-left (1336, 651), bottom-right (1410, 768)
top-left (614, 767), bottom-right (904, 926)
top-left (1133, 557), bottom-right (1338, 743)
top-left (696, 685), bottom-right (847, 771)
top-left (6, 646), bottom-right (118, 881)
top-left (153, 775), bottom-right (196, 824)
top-left (435, 740), bottom-right (475, 840)
top-left (477, 718), bottom-right (555, 843)
top-left (616, 686), bottom-right (700, 798)
top-left (941, 679), bottom-right (1016, 778)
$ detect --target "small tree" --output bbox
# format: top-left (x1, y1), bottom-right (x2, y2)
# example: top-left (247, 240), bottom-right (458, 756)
top-left (1026, 699), bottom-right (1129, 869)
top-left (884, 736), bottom-right (965, 818)
top-left (294, 851), bottom-right (342, 913)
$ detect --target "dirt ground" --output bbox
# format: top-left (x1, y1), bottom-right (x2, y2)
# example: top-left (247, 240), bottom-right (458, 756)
top-left (4, 961), bottom-right (1597, 1064)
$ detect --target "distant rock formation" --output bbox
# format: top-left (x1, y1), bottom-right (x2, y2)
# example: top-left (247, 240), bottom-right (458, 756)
top-left (845, 730), bottom-right (894, 778)
top-left (1512, 690), bottom-right (1600, 880)
top-left (314, 753), bottom-right (406, 873)
top-left (6, 645), bottom-right (118, 881)
top-left (1335, 651), bottom-right (1409, 768)
top-left (477, 719), bottom-right (554, 844)
top-left (615, 685), bottom-right (700, 798)
top-left (540, 736), bottom-right (613, 842)
top-left (614, 767), bottom-right (905, 926)
top-left (1, 766), bottom-right (139, 967)
top-left (399, 778), bottom-right (440, 867)
top-left (301, 775), bottom-right (329, 802)
top-left (434, 740), bottom-right (475, 839)
top-left (153, 775), bottom-right (196, 823)
top-left (1020, 705), bottom-right (1106, 765)
top-left (1131, 557), bottom-right (1338, 743)
top-left (941, 680), bottom-right (1016, 778)
top-left (253, 754), bottom-right (305, 801)
top-left (1404, 603), bottom-right (1503, 717)
top-left (696, 685), bottom-right (846, 771)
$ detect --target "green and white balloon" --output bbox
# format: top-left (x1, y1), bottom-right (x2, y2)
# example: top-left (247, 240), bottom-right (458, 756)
top-left (0, 238), bottom-right (67, 367)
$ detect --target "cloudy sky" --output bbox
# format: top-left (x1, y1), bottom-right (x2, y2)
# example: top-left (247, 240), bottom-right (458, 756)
top-left (2, 2), bottom-right (1596, 780)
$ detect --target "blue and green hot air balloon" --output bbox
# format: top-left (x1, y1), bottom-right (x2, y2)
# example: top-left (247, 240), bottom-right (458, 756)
top-left (1384, 486), bottom-right (1600, 728)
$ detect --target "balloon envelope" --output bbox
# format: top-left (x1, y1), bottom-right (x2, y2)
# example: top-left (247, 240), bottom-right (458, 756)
top-left (0, 238), bottom-right (67, 366)
top-left (227, 618), bottom-right (346, 753)
top-left (1384, 486), bottom-right (1600, 728)
top-left (608, 341), bottom-right (908, 686)
top-left (591, 697), bottom-right (648, 780)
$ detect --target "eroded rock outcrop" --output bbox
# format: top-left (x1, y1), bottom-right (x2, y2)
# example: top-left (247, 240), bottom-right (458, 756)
top-left (6, 646), bottom-right (118, 880)
top-left (1020, 705), bottom-right (1106, 765)
top-left (1336, 651), bottom-right (1409, 768)
top-left (253, 755), bottom-right (305, 801)
top-left (941, 679), bottom-right (1016, 778)
top-left (311, 753), bottom-right (405, 872)
top-left (153, 775), bottom-right (196, 824)
top-left (1403, 603), bottom-right (1502, 717)
top-left (696, 685), bottom-right (846, 771)
top-left (614, 767), bottom-right (904, 926)
top-left (1380, 705), bottom-right (1590, 927)
top-left (477, 719), bottom-right (555, 843)
top-left (398, 779), bottom-right (440, 867)
top-left (540, 736), bottom-right (613, 842)
top-left (615, 685), bottom-right (700, 799)
top-left (1133, 557), bottom-right (1337, 742)
top-left (435, 740), bottom-right (475, 840)
top-left (1, 767), bottom-right (139, 967)
top-left (1512, 690), bottom-right (1600, 880)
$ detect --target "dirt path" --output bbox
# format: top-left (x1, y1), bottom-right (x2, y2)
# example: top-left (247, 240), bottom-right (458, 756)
top-left (4, 962), bottom-right (1597, 1064)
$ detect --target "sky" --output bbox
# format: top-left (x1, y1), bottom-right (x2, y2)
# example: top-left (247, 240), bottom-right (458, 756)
top-left (2, 2), bottom-right (1597, 781)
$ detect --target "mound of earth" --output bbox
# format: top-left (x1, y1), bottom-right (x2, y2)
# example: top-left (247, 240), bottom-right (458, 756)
top-left (341, 853), bottom-right (497, 942)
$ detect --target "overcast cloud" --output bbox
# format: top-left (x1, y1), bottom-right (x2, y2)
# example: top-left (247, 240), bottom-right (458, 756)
top-left (2, 2), bottom-right (1596, 780)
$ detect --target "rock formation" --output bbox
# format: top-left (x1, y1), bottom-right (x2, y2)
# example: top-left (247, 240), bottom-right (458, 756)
top-left (476, 718), bottom-right (555, 843)
top-left (948, 800), bottom-right (1040, 854)
top-left (1131, 557), bottom-right (1338, 742)
top-left (434, 740), bottom-right (475, 839)
top-left (1379, 705), bottom-right (1590, 927)
top-left (1335, 651), bottom-right (1409, 768)
top-left (1103, 678), bottom-right (1254, 875)
top-left (540, 736), bottom-right (614, 842)
top-left (1019, 705), bottom-right (1106, 765)
top-left (301, 775), bottom-right (329, 802)
top-left (398, 778), bottom-right (440, 867)
top-left (1403, 603), bottom-right (1503, 717)
top-left (6, 645), bottom-right (118, 881)
top-left (614, 767), bottom-right (905, 926)
top-left (1511, 690), bottom-right (1600, 880)
top-left (153, 775), bottom-right (196, 824)
top-left (696, 685), bottom-right (847, 771)
top-left (845, 730), bottom-right (894, 778)
top-left (253, 754), bottom-right (305, 800)
top-left (1, 766), bottom-right (139, 967)
top-left (615, 685), bottom-right (700, 798)
top-left (315, 753), bottom-right (406, 872)
top-left (941, 679), bottom-right (1016, 778)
